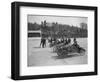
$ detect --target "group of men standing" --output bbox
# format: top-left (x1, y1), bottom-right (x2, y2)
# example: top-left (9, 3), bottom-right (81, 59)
top-left (40, 37), bottom-right (72, 48)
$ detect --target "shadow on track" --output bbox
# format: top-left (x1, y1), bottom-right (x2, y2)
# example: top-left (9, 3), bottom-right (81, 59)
top-left (33, 46), bottom-right (41, 48)
top-left (52, 54), bottom-right (80, 59)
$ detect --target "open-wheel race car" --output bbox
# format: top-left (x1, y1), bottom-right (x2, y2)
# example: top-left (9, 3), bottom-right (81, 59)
top-left (56, 43), bottom-right (86, 57)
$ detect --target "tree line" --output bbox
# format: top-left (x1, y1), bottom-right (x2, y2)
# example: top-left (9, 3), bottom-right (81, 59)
top-left (28, 21), bottom-right (88, 38)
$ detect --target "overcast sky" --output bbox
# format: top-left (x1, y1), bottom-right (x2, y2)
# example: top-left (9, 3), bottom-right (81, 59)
top-left (28, 15), bottom-right (87, 27)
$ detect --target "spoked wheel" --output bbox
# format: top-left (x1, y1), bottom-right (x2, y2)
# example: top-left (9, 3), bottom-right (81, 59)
top-left (61, 50), bottom-right (68, 56)
top-left (57, 49), bottom-right (63, 56)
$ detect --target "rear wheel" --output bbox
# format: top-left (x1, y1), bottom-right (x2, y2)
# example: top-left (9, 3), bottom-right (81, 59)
top-left (62, 50), bottom-right (68, 56)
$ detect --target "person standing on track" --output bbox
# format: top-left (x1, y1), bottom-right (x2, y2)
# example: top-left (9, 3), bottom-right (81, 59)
top-left (40, 37), bottom-right (46, 48)
top-left (42, 38), bottom-right (46, 48)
